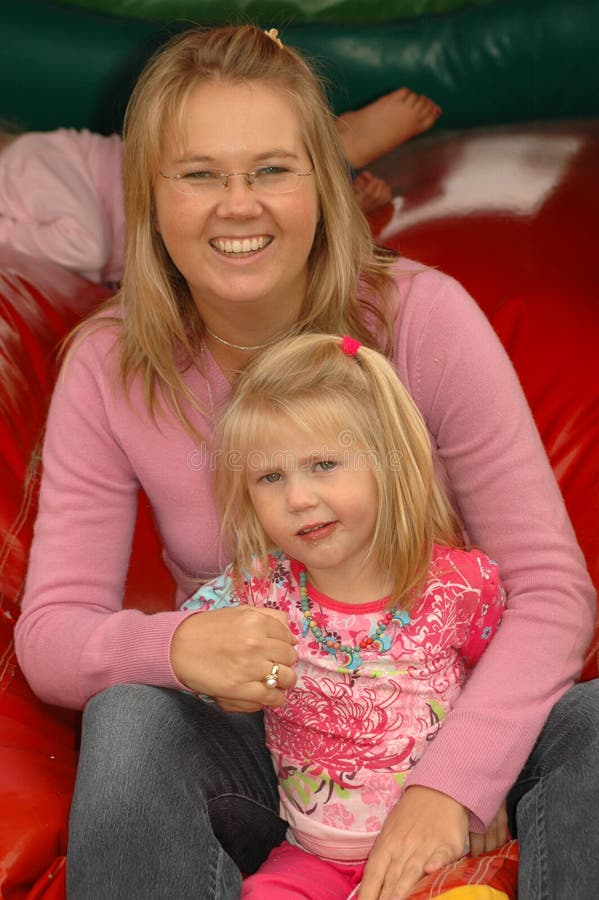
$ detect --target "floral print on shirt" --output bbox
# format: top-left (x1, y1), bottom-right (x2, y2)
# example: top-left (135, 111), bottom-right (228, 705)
top-left (183, 544), bottom-right (505, 860)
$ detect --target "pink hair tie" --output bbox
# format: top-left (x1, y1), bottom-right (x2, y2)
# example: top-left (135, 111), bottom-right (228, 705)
top-left (341, 335), bottom-right (362, 357)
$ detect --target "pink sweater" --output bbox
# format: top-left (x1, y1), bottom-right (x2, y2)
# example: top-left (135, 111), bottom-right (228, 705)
top-left (0, 129), bottom-right (124, 284)
top-left (15, 261), bottom-right (595, 831)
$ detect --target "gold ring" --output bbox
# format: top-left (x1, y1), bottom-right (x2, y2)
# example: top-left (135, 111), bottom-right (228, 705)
top-left (263, 663), bottom-right (280, 689)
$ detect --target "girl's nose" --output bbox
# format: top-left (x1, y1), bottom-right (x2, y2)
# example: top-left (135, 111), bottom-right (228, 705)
top-left (286, 477), bottom-right (317, 512)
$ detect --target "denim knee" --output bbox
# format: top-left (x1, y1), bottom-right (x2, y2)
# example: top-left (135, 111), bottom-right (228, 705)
top-left (73, 685), bottom-right (188, 821)
top-left (528, 680), bottom-right (599, 776)
top-left (76, 684), bottom-right (282, 818)
top-left (82, 684), bottom-right (185, 762)
top-left (512, 681), bottom-right (599, 900)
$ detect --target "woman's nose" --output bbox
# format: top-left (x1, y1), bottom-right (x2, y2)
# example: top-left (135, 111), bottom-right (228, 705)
top-left (216, 174), bottom-right (262, 217)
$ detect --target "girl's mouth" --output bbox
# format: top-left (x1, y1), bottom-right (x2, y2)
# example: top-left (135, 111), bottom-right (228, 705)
top-left (297, 522), bottom-right (337, 541)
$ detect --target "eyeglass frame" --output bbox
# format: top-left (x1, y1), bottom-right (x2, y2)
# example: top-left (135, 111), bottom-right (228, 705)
top-left (158, 166), bottom-right (314, 195)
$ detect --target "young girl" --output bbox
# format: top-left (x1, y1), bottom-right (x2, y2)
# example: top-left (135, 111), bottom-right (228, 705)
top-left (182, 333), bottom-right (506, 900)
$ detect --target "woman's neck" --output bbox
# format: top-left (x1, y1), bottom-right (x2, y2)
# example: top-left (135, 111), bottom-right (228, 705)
top-left (200, 308), bottom-right (302, 380)
top-left (193, 278), bottom-right (305, 349)
top-left (202, 339), bottom-right (261, 382)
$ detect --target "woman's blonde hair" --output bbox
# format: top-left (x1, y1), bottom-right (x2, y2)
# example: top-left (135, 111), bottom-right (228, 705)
top-left (215, 333), bottom-right (463, 609)
top-left (81, 24), bottom-right (398, 435)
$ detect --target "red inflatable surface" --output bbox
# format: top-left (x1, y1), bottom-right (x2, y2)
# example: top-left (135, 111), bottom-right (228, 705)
top-left (375, 120), bottom-right (599, 679)
top-left (0, 119), bottom-right (597, 898)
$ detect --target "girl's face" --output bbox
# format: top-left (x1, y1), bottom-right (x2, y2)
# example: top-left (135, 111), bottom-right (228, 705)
top-left (154, 80), bottom-right (320, 327)
top-left (246, 416), bottom-right (389, 602)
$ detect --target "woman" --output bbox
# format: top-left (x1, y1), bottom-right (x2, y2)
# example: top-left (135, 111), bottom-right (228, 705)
top-left (14, 24), bottom-right (598, 900)
top-left (0, 88), bottom-right (437, 283)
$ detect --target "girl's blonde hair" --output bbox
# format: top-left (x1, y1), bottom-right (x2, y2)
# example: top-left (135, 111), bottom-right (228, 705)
top-left (215, 334), bottom-right (463, 609)
top-left (78, 24), bottom-right (398, 436)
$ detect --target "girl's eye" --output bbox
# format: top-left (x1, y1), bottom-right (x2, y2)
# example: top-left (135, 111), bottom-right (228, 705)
top-left (315, 460), bottom-right (337, 472)
top-left (261, 472), bottom-right (282, 484)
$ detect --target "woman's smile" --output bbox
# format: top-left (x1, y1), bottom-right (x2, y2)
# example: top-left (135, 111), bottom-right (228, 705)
top-left (210, 235), bottom-right (273, 256)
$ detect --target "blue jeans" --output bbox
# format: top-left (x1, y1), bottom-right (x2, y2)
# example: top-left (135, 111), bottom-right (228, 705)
top-left (66, 686), bottom-right (286, 899)
top-left (507, 679), bottom-right (599, 900)
top-left (67, 680), bottom-right (599, 899)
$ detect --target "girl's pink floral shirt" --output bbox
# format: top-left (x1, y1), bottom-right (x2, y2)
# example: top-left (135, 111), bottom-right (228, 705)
top-left (184, 544), bottom-right (505, 862)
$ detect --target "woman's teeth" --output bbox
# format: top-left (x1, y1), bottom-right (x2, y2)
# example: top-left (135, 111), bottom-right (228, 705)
top-left (212, 236), bottom-right (270, 255)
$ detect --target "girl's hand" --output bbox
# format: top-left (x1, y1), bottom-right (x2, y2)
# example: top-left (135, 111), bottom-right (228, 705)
top-left (358, 786), bottom-right (469, 900)
top-left (469, 801), bottom-right (509, 856)
top-left (170, 606), bottom-right (297, 710)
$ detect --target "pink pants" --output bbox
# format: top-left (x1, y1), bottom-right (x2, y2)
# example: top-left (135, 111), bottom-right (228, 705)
top-left (241, 841), bottom-right (364, 899)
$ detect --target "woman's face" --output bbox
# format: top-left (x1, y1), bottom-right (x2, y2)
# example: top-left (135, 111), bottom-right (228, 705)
top-left (154, 80), bottom-right (320, 325)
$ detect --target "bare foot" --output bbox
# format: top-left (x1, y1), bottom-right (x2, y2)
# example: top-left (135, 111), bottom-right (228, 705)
top-left (337, 87), bottom-right (441, 169)
top-left (353, 170), bottom-right (392, 215)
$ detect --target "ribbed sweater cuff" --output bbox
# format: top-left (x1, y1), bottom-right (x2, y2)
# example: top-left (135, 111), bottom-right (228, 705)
top-left (404, 708), bottom-right (539, 831)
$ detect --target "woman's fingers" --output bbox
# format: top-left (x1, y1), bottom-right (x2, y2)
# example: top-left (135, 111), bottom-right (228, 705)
top-left (212, 697), bottom-right (264, 713)
top-left (211, 660), bottom-right (295, 710)
top-left (470, 801), bottom-right (509, 856)
top-left (170, 605), bottom-right (297, 701)
top-left (358, 787), bottom-right (469, 900)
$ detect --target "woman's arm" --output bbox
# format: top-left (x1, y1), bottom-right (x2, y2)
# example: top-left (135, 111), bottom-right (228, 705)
top-left (357, 266), bottom-right (595, 899)
top-left (393, 265), bottom-right (596, 828)
top-left (14, 328), bottom-right (187, 708)
top-left (15, 332), bottom-right (297, 710)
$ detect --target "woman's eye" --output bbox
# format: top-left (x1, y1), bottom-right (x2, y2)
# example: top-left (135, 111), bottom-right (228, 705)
top-left (255, 165), bottom-right (289, 177)
top-left (182, 169), bottom-right (218, 181)
top-left (253, 166), bottom-right (293, 185)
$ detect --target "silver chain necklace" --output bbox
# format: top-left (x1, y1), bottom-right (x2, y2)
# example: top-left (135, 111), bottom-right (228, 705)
top-left (204, 325), bottom-right (289, 352)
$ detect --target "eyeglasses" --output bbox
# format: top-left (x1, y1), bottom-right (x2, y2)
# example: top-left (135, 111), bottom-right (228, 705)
top-left (159, 165), bottom-right (314, 196)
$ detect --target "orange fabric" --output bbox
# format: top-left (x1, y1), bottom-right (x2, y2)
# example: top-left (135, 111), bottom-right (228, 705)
top-left (419, 890), bottom-right (507, 900)
top-left (406, 842), bottom-right (518, 899)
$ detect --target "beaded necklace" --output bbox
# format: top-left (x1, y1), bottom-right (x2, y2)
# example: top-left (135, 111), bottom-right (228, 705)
top-left (298, 566), bottom-right (411, 670)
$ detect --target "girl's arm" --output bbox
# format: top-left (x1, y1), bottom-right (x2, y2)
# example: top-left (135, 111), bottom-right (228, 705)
top-left (458, 553), bottom-right (506, 671)
top-left (182, 569), bottom-right (243, 613)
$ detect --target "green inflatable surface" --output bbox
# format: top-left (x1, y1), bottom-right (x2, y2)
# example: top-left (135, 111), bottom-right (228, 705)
top-left (2, 0), bottom-right (598, 134)
top-left (55, 0), bottom-right (493, 25)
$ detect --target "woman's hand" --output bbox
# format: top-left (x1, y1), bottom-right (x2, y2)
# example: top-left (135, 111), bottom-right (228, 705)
top-left (469, 801), bottom-right (509, 856)
top-left (170, 606), bottom-right (297, 711)
top-left (358, 786), bottom-right (469, 900)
